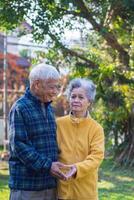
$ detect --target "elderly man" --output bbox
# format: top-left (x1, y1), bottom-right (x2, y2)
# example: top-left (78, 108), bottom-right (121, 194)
top-left (8, 63), bottom-right (66, 200)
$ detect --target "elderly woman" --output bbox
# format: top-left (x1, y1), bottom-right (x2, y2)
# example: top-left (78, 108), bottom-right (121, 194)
top-left (57, 78), bottom-right (105, 200)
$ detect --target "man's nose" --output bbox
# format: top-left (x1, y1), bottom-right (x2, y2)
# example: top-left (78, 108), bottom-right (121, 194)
top-left (52, 87), bottom-right (59, 95)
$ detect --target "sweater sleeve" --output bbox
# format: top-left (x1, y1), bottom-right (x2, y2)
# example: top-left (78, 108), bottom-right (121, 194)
top-left (75, 127), bottom-right (105, 179)
top-left (9, 107), bottom-right (52, 172)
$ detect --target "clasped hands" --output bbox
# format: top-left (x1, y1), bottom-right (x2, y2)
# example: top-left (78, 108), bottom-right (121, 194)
top-left (50, 162), bottom-right (77, 181)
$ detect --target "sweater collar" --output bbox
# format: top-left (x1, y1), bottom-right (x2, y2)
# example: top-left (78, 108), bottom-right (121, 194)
top-left (69, 111), bottom-right (90, 124)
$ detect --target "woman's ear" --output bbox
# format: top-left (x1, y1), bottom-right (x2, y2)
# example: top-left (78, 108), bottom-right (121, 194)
top-left (88, 101), bottom-right (92, 107)
top-left (88, 102), bottom-right (93, 111)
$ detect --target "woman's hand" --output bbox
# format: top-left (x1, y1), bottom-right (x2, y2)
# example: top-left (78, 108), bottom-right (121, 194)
top-left (65, 164), bottom-right (77, 180)
top-left (50, 162), bottom-right (77, 181)
top-left (50, 161), bottom-right (67, 180)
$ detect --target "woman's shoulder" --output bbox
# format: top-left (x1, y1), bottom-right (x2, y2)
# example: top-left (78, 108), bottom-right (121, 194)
top-left (88, 117), bottom-right (103, 131)
top-left (56, 115), bottom-right (70, 124)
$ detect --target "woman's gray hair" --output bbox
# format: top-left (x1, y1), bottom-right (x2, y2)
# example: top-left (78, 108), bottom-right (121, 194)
top-left (29, 63), bottom-right (60, 85)
top-left (66, 78), bottom-right (96, 102)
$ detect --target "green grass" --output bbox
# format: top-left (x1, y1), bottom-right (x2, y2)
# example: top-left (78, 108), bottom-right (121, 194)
top-left (98, 158), bottom-right (134, 200)
top-left (0, 158), bottom-right (134, 200)
top-left (0, 145), bottom-right (9, 200)
top-left (0, 168), bottom-right (9, 200)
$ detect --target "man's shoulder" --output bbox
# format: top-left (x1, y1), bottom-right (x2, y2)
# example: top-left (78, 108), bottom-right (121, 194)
top-left (10, 95), bottom-right (31, 112)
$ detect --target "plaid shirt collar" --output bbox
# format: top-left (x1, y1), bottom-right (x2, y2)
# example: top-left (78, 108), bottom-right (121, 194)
top-left (25, 87), bottom-right (52, 107)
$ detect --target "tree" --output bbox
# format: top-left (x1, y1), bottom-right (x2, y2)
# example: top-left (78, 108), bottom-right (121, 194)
top-left (0, 0), bottom-right (134, 166)
top-left (0, 0), bottom-right (133, 66)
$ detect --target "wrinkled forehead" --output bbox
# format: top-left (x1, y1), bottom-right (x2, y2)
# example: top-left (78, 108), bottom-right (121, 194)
top-left (71, 87), bottom-right (87, 95)
top-left (41, 78), bottom-right (59, 84)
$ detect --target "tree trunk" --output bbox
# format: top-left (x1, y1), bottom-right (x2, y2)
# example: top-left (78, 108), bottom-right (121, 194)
top-left (116, 104), bottom-right (134, 166)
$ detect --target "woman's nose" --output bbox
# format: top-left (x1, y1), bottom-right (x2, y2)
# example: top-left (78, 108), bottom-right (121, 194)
top-left (73, 97), bottom-right (79, 101)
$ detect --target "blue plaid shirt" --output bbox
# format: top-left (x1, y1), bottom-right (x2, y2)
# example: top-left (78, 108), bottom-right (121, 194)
top-left (8, 87), bottom-right (58, 190)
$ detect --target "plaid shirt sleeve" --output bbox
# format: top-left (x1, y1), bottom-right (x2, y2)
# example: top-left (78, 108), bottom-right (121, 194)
top-left (9, 106), bottom-right (52, 172)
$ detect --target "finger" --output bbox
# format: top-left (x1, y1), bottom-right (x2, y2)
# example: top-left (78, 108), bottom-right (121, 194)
top-left (65, 167), bottom-right (76, 179)
top-left (57, 171), bottom-right (67, 180)
top-left (65, 170), bottom-right (74, 179)
top-left (57, 162), bottom-right (70, 169)
top-left (51, 171), bottom-right (62, 179)
top-left (59, 164), bottom-right (73, 172)
top-left (51, 170), bottom-right (67, 180)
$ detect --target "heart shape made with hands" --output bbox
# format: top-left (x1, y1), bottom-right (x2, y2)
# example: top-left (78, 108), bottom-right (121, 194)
top-left (59, 165), bottom-right (77, 180)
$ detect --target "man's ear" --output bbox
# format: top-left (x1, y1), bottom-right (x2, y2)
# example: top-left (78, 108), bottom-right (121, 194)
top-left (33, 80), bottom-right (40, 90)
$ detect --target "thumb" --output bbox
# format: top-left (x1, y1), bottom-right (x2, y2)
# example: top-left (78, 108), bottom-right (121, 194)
top-left (57, 162), bottom-right (70, 168)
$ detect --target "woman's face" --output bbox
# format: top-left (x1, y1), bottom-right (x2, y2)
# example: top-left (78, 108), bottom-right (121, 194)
top-left (69, 87), bottom-right (90, 117)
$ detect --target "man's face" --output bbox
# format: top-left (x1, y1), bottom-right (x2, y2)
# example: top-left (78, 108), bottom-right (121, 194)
top-left (35, 78), bottom-right (60, 103)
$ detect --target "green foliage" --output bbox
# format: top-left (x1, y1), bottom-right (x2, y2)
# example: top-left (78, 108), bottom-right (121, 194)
top-left (19, 49), bottom-right (29, 58)
top-left (0, 1), bottom-right (32, 29)
top-left (0, 146), bottom-right (4, 152)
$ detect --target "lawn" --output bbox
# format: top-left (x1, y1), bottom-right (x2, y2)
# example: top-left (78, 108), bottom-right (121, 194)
top-left (98, 158), bottom-right (134, 200)
top-left (0, 157), bottom-right (134, 200)
top-left (0, 163), bottom-right (9, 200)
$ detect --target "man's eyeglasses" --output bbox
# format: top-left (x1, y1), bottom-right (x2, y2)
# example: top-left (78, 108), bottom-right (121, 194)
top-left (47, 84), bottom-right (61, 90)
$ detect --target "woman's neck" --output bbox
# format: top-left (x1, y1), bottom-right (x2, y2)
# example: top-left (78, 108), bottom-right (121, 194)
top-left (71, 111), bottom-right (87, 118)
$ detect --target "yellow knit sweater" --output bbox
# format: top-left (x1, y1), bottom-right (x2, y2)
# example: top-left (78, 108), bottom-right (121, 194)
top-left (57, 115), bottom-right (105, 200)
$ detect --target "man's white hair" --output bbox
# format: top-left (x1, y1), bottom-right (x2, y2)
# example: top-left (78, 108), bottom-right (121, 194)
top-left (29, 63), bottom-right (60, 85)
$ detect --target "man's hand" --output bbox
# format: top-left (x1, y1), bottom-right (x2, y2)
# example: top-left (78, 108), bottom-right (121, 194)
top-left (50, 161), bottom-right (67, 180)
